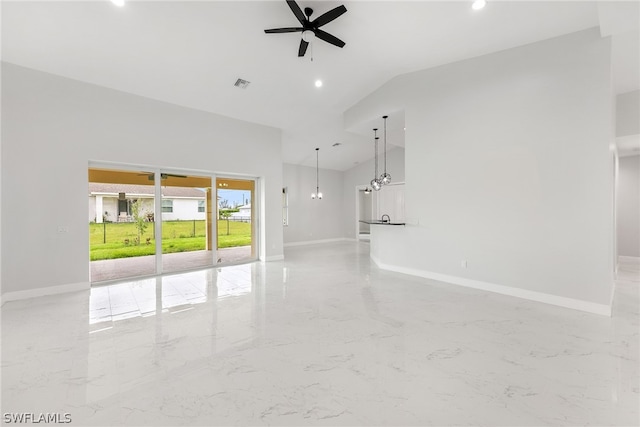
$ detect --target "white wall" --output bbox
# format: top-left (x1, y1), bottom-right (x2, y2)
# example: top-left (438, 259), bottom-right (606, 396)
top-left (162, 198), bottom-right (205, 221)
top-left (88, 197), bottom-right (97, 223)
top-left (617, 156), bottom-right (640, 257)
top-left (103, 199), bottom-right (119, 222)
top-left (0, 17), bottom-right (3, 300)
top-left (376, 183), bottom-right (405, 223)
top-left (282, 163), bottom-right (344, 245)
top-left (616, 90), bottom-right (640, 137)
top-left (342, 147), bottom-right (405, 239)
top-left (1, 63), bottom-right (283, 296)
top-left (345, 29), bottom-right (615, 313)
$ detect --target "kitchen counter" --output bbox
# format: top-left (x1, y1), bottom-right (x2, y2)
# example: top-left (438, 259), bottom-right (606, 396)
top-left (359, 220), bottom-right (405, 226)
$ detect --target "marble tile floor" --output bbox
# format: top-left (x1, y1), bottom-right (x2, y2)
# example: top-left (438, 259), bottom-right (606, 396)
top-left (2, 241), bottom-right (638, 426)
top-left (617, 257), bottom-right (640, 284)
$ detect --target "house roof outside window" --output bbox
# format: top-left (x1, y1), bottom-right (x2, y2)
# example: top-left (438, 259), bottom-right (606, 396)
top-left (89, 183), bottom-right (206, 199)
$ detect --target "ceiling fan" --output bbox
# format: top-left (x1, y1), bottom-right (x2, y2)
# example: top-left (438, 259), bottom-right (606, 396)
top-left (139, 173), bottom-right (188, 181)
top-left (264, 0), bottom-right (347, 57)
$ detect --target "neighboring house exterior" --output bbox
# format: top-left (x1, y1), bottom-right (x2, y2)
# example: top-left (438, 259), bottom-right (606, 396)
top-left (230, 204), bottom-right (252, 222)
top-left (89, 183), bottom-right (207, 222)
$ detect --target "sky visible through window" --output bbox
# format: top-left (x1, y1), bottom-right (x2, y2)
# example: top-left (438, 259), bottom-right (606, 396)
top-left (218, 189), bottom-right (250, 208)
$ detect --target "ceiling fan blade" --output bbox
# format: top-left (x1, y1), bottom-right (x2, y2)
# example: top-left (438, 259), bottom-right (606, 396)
top-left (314, 29), bottom-right (345, 48)
top-left (298, 39), bottom-right (309, 57)
top-left (161, 173), bottom-right (188, 179)
top-left (311, 5), bottom-right (347, 27)
top-left (286, 0), bottom-right (306, 25)
top-left (264, 27), bottom-right (303, 34)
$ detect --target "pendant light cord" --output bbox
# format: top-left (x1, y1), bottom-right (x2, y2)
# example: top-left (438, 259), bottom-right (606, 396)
top-left (383, 116), bottom-right (388, 174)
top-left (316, 147), bottom-right (319, 194)
top-left (373, 129), bottom-right (379, 179)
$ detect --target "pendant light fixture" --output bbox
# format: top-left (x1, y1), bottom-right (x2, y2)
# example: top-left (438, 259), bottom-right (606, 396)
top-left (380, 115), bottom-right (391, 185)
top-left (311, 147), bottom-right (323, 199)
top-left (371, 129), bottom-right (382, 191)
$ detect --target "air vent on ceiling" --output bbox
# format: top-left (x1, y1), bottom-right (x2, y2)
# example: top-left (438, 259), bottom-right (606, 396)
top-left (234, 78), bottom-right (250, 89)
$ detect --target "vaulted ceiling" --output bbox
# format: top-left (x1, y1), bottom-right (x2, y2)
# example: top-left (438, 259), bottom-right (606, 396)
top-left (2, 1), bottom-right (638, 170)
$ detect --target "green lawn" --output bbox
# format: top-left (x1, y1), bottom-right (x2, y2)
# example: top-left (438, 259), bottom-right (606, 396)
top-left (89, 220), bottom-right (251, 261)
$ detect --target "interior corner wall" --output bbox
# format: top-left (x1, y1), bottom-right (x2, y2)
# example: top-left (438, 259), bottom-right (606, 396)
top-left (342, 147), bottom-right (405, 239)
top-left (282, 163), bottom-right (345, 245)
top-left (345, 28), bottom-right (615, 310)
top-left (1, 62), bottom-right (283, 296)
top-left (617, 155), bottom-right (640, 257)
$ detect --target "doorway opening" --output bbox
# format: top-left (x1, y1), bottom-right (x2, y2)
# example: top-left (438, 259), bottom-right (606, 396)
top-left (355, 185), bottom-right (374, 241)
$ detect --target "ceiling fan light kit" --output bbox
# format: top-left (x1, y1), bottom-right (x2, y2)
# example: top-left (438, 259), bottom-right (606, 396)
top-left (264, 0), bottom-right (347, 58)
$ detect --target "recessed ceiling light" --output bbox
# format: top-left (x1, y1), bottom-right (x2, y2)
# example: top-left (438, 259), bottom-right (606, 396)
top-left (472, 0), bottom-right (486, 10)
top-left (315, 80), bottom-right (323, 88)
top-left (110, 0), bottom-right (125, 7)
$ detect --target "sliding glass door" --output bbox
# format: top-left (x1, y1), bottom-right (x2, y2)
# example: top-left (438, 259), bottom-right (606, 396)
top-left (160, 173), bottom-right (215, 274)
top-left (88, 167), bottom-right (157, 282)
top-left (216, 177), bottom-right (256, 265)
top-left (90, 167), bottom-right (258, 282)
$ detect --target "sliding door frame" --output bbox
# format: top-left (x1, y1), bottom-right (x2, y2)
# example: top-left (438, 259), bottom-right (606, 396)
top-left (90, 162), bottom-right (262, 281)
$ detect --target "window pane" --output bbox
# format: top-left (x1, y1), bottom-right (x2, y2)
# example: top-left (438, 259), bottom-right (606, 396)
top-left (89, 167), bottom-right (156, 282)
top-left (161, 175), bottom-right (213, 274)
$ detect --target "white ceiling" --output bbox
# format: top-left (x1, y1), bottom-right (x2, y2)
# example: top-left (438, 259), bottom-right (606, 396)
top-left (2, 1), bottom-right (639, 170)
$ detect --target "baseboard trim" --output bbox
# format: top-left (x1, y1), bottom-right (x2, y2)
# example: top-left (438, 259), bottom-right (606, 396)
top-left (1, 281), bottom-right (90, 304)
top-left (371, 256), bottom-right (611, 317)
top-left (618, 255), bottom-right (640, 264)
top-left (284, 238), bottom-right (350, 247)
top-left (265, 255), bottom-right (285, 261)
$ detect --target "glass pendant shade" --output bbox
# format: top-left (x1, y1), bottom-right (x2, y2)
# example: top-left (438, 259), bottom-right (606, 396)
top-left (371, 178), bottom-right (382, 191)
top-left (380, 172), bottom-right (391, 185)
